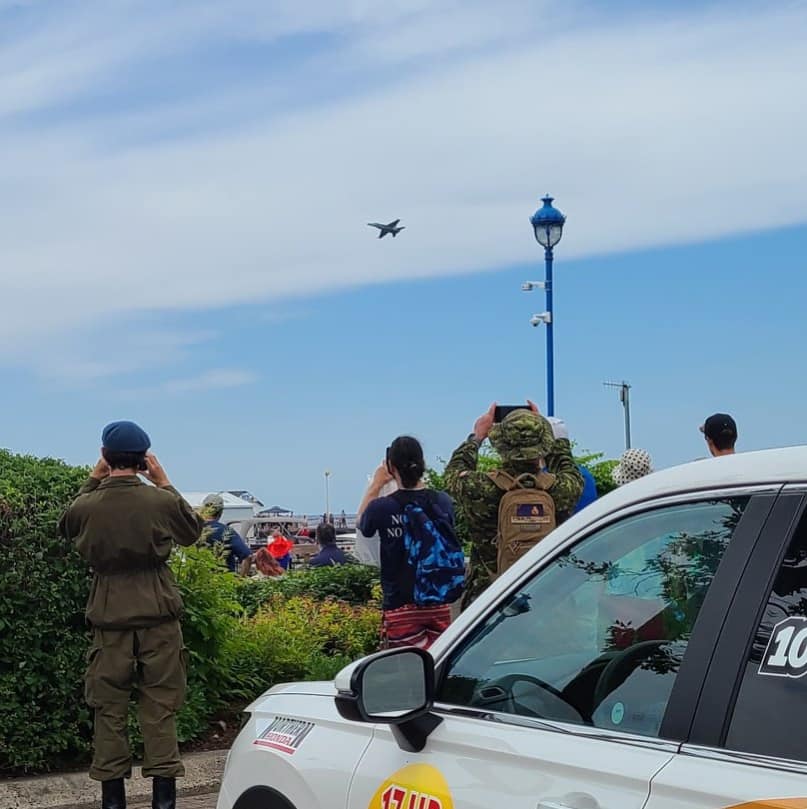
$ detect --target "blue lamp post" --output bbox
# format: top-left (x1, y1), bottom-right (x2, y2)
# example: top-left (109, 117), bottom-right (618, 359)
top-left (529, 194), bottom-right (566, 417)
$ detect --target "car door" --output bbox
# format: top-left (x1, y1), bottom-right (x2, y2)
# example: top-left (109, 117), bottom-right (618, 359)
top-left (645, 491), bottom-right (807, 809)
top-left (347, 491), bottom-right (775, 809)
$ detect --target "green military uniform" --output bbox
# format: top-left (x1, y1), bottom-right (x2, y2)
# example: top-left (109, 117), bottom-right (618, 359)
top-left (59, 476), bottom-right (203, 782)
top-left (445, 410), bottom-right (583, 606)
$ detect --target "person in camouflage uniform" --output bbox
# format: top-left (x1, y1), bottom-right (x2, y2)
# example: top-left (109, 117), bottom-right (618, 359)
top-left (446, 402), bottom-right (583, 606)
top-left (198, 493), bottom-right (253, 573)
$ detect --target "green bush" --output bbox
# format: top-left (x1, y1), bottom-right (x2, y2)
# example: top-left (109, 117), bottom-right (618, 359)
top-left (0, 450), bottom-right (92, 773)
top-left (236, 564), bottom-right (380, 617)
top-left (575, 450), bottom-right (619, 497)
top-left (588, 459), bottom-right (619, 497)
top-left (0, 449), bottom-right (382, 774)
top-left (223, 595), bottom-right (380, 694)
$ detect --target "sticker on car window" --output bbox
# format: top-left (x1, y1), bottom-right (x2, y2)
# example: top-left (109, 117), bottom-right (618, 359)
top-left (759, 617), bottom-right (807, 678)
top-left (253, 716), bottom-right (314, 754)
top-left (369, 764), bottom-right (454, 809)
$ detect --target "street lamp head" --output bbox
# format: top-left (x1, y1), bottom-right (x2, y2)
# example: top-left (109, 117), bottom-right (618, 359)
top-left (530, 194), bottom-right (566, 249)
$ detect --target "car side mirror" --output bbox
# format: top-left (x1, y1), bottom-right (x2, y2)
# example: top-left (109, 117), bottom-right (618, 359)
top-left (334, 648), bottom-right (442, 752)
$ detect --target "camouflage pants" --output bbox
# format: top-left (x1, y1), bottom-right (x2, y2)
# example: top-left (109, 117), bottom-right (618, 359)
top-left (85, 621), bottom-right (187, 781)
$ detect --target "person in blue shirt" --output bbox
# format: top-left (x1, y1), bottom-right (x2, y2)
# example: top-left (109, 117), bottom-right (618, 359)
top-left (547, 417), bottom-right (598, 514)
top-left (199, 493), bottom-right (252, 573)
top-left (308, 523), bottom-right (349, 567)
top-left (574, 465), bottom-right (599, 513)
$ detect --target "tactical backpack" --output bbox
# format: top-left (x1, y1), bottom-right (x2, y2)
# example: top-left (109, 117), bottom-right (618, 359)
top-left (488, 469), bottom-right (557, 575)
top-left (393, 491), bottom-right (466, 607)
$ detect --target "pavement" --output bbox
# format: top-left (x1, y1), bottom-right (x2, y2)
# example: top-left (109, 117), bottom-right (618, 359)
top-left (0, 750), bottom-right (226, 809)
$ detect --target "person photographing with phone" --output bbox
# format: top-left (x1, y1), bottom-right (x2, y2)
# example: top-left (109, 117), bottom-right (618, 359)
top-left (59, 421), bottom-right (204, 809)
top-left (446, 401), bottom-right (583, 607)
top-left (357, 436), bottom-right (465, 650)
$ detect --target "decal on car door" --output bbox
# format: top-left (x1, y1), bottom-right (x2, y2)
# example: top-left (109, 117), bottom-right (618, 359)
top-left (759, 617), bottom-right (807, 678)
top-left (368, 764), bottom-right (453, 809)
top-left (253, 716), bottom-right (314, 754)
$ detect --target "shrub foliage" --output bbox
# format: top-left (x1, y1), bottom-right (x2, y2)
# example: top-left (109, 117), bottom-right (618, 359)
top-left (1, 449), bottom-right (382, 774)
top-left (0, 450), bottom-right (92, 772)
top-left (236, 563), bottom-right (380, 617)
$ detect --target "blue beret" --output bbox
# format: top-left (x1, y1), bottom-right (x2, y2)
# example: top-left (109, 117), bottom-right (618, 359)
top-left (102, 421), bottom-right (151, 453)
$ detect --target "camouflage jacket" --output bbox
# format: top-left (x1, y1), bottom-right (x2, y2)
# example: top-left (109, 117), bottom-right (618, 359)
top-left (445, 436), bottom-right (583, 604)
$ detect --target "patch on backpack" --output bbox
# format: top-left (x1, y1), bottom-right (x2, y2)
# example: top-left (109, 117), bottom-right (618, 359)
top-left (511, 504), bottom-right (552, 524)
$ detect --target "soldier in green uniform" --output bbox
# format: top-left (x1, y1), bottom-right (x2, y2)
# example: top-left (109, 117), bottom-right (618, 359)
top-left (59, 421), bottom-right (204, 809)
top-left (446, 402), bottom-right (583, 607)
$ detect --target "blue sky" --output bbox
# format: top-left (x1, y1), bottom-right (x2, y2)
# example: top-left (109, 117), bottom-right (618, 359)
top-left (1, 0), bottom-right (806, 514)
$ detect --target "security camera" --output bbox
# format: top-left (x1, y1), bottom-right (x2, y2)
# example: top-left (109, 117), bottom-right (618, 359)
top-left (530, 312), bottom-right (551, 327)
top-left (522, 281), bottom-right (545, 291)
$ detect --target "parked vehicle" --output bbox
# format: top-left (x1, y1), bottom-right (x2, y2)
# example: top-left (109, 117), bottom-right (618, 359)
top-left (216, 447), bottom-right (807, 809)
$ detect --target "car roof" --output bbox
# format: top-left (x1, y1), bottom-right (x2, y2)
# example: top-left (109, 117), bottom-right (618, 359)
top-left (597, 445), bottom-right (807, 508)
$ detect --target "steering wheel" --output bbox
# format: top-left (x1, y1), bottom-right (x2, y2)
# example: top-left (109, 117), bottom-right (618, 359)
top-left (593, 640), bottom-right (671, 709)
top-left (475, 674), bottom-right (583, 723)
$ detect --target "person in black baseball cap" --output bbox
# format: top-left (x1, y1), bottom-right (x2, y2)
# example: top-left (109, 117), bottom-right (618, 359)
top-left (700, 413), bottom-right (738, 457)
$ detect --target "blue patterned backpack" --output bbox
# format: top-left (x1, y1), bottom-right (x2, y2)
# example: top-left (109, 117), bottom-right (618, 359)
top-left (393, 491), bottom-right (466, 606)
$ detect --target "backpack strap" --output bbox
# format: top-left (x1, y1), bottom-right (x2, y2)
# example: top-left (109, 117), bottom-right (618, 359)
top-left (514, 471), bottom-right (556, 491)
top-left (391, 489), bottom-right (445, 522)
top-left (487, 470), bottom-right (518, 491)
top-left (488, 470), bottom-right (556, 491)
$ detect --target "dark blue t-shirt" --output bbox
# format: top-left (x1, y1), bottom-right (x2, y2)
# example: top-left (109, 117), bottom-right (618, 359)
top-left (201, 520), bottom-right (252, 573)
top-left (573, 465), bottom-right (599, 514)
top-left (308, 544), bottom-right (349, 567)
top-left (358, 489), bottom-right (455, 611)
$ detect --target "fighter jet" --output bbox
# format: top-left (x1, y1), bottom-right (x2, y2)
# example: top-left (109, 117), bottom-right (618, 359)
top-left (367, 219), bottom-right (405, 238)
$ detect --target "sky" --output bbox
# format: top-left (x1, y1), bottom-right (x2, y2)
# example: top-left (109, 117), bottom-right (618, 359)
top-left (1, 0), bottom-right (807, 514)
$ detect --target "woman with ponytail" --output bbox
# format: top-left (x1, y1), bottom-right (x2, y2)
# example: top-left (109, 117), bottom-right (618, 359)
top-left (357, 436), bottom-right (458, 650)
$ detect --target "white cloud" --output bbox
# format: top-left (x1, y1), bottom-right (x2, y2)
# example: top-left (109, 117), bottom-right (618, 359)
top-left (159, 369), bottom-right (258, 395)
top-left (1, 1), bottom-right (806, 375)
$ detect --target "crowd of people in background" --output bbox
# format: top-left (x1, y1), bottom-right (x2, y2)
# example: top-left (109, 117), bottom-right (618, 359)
top-left (195, 404), bottom-right (740, 652)
top-left (354, 404), bottom-right (740, 651)
top-left (197, 507), bottom-right (355, 578)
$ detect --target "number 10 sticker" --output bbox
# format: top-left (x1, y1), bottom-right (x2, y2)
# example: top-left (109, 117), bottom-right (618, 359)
top-left (759, 617), bottom-right (807, 678)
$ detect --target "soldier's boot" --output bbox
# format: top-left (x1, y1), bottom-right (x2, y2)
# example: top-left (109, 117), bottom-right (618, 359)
top-left (101, 778), bottom-right (126, 809)
top-left (152, 776), bottom-right (176, 809)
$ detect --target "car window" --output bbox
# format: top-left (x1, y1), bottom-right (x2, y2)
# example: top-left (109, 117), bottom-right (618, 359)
top-left (725, 511), bottom-right (807, 761)
top-left (438, 498), bottom-right (747, 739)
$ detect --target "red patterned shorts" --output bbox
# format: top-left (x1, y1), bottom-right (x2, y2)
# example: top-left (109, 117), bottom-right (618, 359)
top-left (382, 603), bottom-right (452, 650)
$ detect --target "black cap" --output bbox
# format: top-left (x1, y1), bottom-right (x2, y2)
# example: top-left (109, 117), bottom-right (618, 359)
top-left (700, 413), bottom-right (737, 443)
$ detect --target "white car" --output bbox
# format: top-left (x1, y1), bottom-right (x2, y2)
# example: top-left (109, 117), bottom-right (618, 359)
top-left (217, 447), bottom-right (807, 809)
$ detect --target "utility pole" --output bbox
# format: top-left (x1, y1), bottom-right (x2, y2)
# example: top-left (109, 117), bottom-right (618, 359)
top-left (604, 381), bottom-right (632, 450)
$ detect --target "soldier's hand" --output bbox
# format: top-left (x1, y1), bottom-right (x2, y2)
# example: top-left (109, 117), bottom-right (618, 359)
top-left (90, 457), bottom-right (111, 480)
top-left (473, 402), bottom-right (497, 442)
top-left (142, 453), bottom-right (171, 488)
top-left (527, 399), bottom-right (540, 415)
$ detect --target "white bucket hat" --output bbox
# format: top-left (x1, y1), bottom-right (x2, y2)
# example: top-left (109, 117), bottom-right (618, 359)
top-left (612, 448), bottom-right (653, 486)
top-left (546, 417), bottom-right (569, 441)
